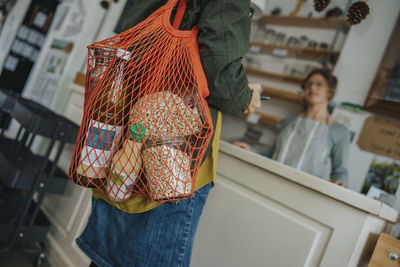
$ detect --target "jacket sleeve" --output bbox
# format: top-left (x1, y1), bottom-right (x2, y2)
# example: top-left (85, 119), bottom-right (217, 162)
top-left (197, 0), bottom-right (252, 116)
top-left (330, 127), bottom-right (350, 185)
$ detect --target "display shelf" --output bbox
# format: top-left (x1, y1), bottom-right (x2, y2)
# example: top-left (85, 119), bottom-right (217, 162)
top-left (246, 67), bottom-right (303, 84)
top-left (249, 42), bottom-right (341, 63)
top-left (254, 112), bottom-right (283, 126)
top-left (0, 76), bottom-right (78, 255)
top-left (262, 86), bottom-right (303, 104)
top-left (0, 186), bottom-right (27, 225)
top-left (0, 191), bottom-right (50, 244)
top-left (260, 15), bottom-right (349, 30)
top-left (0, 137), bottom-right (68, 194)
top-left (12, 98), bottom-right (79, 144)
top-left (0, 89), bottom-right (79, 144)
top-left (0, 88), bottom-right (18, 112)
top-left (242, 112), bottom-right (282, 126)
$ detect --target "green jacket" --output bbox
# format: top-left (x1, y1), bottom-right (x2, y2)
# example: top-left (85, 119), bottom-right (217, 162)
top-left (121, 0), bottom-right (252, 125)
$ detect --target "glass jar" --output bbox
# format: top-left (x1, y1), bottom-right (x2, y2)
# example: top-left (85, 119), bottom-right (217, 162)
top-left (299, 35), bottom-right (309, 47)
top-left (286, 36), bottom-right (300, 47)
top-left (307, 40), bottom-right (318, 49)
top-left (275, 32), bottom-right (286, 45)
top-left (142, 137), bottom-right (194, 201)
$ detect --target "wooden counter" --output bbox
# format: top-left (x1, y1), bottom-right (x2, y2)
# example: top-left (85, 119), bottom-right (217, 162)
top-left (191, 141), bottom-right (399, 267)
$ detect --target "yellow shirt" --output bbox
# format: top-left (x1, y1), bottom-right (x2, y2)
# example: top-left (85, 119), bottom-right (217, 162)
top-left (92, 111), bottom-right (222, 213)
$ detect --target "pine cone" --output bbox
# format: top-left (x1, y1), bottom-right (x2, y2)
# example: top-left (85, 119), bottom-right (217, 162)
top-left (314, 0), bottom-right (331, 12)
top-left (347, 1), bottom-right (370, 25)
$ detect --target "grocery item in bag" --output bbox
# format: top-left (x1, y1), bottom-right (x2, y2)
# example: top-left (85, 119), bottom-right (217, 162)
top-left (143, 138), bottom-right (192, 201)
top-left (69, 0), bottom-right (214, 202)
top-left (72, 46), bottom-right (130, 188)
top-left (132, 91), bottom-right (201, 139)
top-left (131, 91), bottom-right (201, 201)
top-left (107, 124), bottom-right (146, 202)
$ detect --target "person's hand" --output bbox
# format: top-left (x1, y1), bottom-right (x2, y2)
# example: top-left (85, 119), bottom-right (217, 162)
top-left (329, 179), bottom-right (346, 188)
top-left (244, 83), bottom-right (262, 114)
top-left (233, 141), bottom-right (251, 151)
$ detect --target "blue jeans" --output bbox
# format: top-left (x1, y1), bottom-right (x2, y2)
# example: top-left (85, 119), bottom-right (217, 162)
top-left (76, 182), bottom-right (212, 267)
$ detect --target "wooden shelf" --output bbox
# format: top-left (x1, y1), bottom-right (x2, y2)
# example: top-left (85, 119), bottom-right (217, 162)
top-left (241, 110), bottom-right (283, 126)
top-left (260, 15), bottom-right (349, 30)
top-left (262, 86), bottom-right (303, 104)
top-left (246, 67), bottom-right (303, 84)
top-left (254, 112), bottom-right (282, 126)
top-left (250, 42), bottom-right (341, 64)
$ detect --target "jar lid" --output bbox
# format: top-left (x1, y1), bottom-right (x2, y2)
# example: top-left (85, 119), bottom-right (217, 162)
top-left (130, 123), bottom-right (147, 141)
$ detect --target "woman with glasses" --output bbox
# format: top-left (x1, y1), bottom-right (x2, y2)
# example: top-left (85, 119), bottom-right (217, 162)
top-left (234, 69), bottom-right (350, 187)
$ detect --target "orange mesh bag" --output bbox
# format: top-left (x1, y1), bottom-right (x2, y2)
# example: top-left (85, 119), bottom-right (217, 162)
top-left (68, 0), bottom-right (214, 202)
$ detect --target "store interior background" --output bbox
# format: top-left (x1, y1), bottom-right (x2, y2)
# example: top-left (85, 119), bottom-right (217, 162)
top-left (0, 0), bottom-right (399, 206)
top-left (223, 0), bottom-right (400, 207)
top-left (0, 0), bottom-right (400, 265)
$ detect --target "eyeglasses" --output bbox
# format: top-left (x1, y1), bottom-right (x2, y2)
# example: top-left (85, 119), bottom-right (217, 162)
top-left (301, 82), bottom-right (326, 90)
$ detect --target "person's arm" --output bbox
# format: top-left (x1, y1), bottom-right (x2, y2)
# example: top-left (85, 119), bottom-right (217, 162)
top-left (330, 127), bottom-right (350, 186)
top-left (197, 0), bottom-right (253, 116)
top-left (259, 142), bottom-right (275, 158)
top-left (120, 0), bottom-right (255, 115)
top-left (235, 115), bottom-right (297, 157)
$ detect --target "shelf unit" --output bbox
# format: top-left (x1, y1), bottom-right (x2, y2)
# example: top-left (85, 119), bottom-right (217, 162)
top-left (242, 112), bottom-right (282, 127)
top-left (260, 15), bottom-right (349, 31)
top-left (255, 112), bottom-right (282, 126)
top-left (249, 42), bottom-right (341, 64)
top-left (0, 88), bottom-right (79, 260)
top-left (261, 86), bottom-right (303, 104)
top-left (246, 67), bottom-right (303, 84)
top-left (245, 14), bottom-right (350, 128)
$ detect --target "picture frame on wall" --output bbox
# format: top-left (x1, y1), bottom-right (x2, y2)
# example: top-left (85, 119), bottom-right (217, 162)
top-left (28, 4), bottom-right (54, 33)
top-left (364, 14), bottom-right (400, 118)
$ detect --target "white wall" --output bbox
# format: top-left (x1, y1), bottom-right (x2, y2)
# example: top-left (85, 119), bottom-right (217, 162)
top-left (253, 0), bottom-right (350, 17)
top-left (23, 0), bottom-right (106, 110)
top-left (333, 0), bottom-right (400, 105)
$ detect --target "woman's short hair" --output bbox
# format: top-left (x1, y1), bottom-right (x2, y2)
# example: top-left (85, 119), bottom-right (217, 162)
top-left (301, 69), bottom-right (338, 91)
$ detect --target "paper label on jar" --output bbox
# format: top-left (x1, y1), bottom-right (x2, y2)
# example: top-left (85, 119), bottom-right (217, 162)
top-left (107, 168), bottom-right (138, 201)
top-left (110, 170), bottom-right (138, 188)
top-left (117, 48), bottom-right (131, 60)
top-left (81, 120), bottom-right (122, 168)
top-left (170, 149), bottom-right (187, 194)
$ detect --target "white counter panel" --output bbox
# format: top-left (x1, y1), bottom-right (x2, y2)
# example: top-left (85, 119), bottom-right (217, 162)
top-left (192, 175), bottom-right (332, 267)
top-left (191, 141), bottom-right (399, 267)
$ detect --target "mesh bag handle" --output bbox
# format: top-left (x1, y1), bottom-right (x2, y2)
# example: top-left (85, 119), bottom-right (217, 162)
top-left (69, 0), bottom-right (214, 203)
top-left (173, 0), bottom-right (186, 29)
